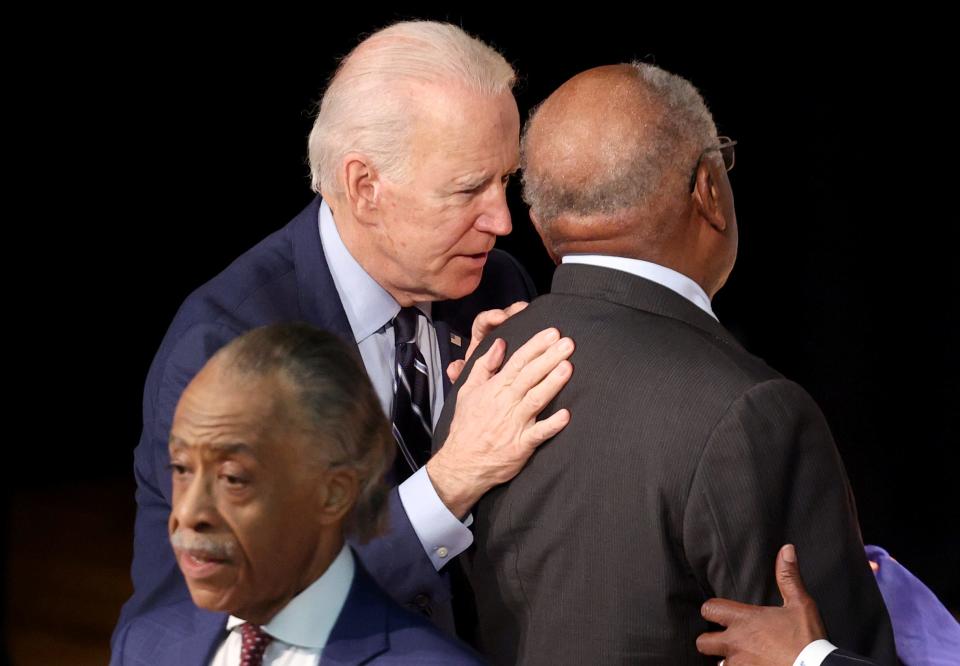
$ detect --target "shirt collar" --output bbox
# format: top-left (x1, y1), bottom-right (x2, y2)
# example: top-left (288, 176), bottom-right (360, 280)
top-left (226, 543), bottom-right (355, 650)
top-left (561, 254), bottom-right (717, 320)
top-left (319, 201), bottom-right (431, 340)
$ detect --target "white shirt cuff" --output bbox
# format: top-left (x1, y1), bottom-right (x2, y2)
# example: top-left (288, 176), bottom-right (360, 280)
top-left (793, 639), bottom-right (838, 666)
top-left (398, 466), bottom-right (474, 570)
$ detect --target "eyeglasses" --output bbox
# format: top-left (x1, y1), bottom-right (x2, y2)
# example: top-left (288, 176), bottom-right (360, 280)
top-left (688, 136), bottom-right (737, 192)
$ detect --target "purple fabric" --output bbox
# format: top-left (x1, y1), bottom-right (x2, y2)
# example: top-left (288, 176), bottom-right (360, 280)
top-left (866, 544), bottom-right (960, 666)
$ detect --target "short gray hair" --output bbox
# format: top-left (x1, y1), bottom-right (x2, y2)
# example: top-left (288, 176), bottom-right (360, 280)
top-left (521, 62), bottom-right (718, 223)
top-left (309, 20), bottom-right (516, 194)
top-left (220, 323), bottom-right (394, 543)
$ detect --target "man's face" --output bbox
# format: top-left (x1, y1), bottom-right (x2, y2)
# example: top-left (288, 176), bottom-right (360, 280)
top-left (167, 362), bottom-right (330, 621)
top-left (371, 88), bottom-right (521, 303)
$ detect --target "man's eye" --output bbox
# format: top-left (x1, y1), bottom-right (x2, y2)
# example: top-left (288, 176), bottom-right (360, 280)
top-left (221, 474), bottom-right (248, 487)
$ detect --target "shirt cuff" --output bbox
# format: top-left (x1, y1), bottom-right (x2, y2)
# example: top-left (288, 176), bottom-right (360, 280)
top-left (793, 639), bottom-right (838, 666)
top-left (398, 466), bottom-right (474, 570)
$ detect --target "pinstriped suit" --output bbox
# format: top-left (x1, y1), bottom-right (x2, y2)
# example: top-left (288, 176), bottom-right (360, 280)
top-left (435, 263), bottom-right (897, 665)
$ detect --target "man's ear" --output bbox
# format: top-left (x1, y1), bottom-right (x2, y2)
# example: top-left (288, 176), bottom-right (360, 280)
top-left (692, 159), bottom-right (728, 233)
top-left (316, 468), bottom-right (360, 526)
top-left (342, 153), bottom-right (382, 216)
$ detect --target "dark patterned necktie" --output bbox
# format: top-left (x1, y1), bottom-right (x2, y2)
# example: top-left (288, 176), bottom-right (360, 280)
top-left (391, 306), bottom-right (433, 482)
top-left (239, 623), bottom-right (272, 666)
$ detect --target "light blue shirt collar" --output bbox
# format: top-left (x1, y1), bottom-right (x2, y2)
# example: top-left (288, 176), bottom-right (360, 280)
top-left (562, 254), bottom-right (717, 320)
top-left (225, 543), bottom-right (355, 650)
top-left (319, 201), bottom-right (430, 342)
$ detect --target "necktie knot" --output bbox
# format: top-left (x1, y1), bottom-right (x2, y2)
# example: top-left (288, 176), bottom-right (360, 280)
top-left (240, 623), bottom-right (272, 666)
top-left (393, 307), bottom-right (420, 345)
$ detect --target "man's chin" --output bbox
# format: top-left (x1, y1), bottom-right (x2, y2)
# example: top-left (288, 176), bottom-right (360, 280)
top-left (438, 268), bottom-right (485, 301)
top-left (186, 583), bottom-right (247, 616)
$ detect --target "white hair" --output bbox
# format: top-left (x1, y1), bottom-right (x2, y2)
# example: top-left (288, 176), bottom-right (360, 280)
top-left (308, 21), bottom-right (516, 194)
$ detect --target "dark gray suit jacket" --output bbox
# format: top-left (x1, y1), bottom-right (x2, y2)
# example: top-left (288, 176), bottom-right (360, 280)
top-left (435, 264), bottom-right (897, 665)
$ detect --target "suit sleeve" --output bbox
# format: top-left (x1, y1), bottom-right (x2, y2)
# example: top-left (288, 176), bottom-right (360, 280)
top-left (112, 322), bottom-right (241, 645)
top-left (348, 487), bottom-right (456, 611)
top-left (682, 378), bottom-right (898, 664)
top-left (823, 649), bottom-right (880, 665)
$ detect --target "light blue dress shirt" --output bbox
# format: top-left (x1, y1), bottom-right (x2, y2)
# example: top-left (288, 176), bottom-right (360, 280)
top-left (319, 202), bottom-right (472, 570)
top-left (211, 544), bottom-right (354, 665)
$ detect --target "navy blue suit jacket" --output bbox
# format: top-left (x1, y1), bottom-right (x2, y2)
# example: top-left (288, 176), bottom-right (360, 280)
top-left (114, 196), bottom-right (535, 645)
top-left (111, 560), bottom-right (485, 665)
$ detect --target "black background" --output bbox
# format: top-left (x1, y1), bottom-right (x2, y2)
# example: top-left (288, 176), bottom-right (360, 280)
top-left (19, 7), bottom-right (957, 617)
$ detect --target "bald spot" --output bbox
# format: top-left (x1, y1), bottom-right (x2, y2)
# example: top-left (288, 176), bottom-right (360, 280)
top-left (525, 65), bottom-right (660, 191)
top-left (524, 65), bottom-right (697, 259)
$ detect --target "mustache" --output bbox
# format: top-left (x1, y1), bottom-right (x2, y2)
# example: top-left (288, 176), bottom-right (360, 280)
top-left (170, 528), bottom-right (237, 560)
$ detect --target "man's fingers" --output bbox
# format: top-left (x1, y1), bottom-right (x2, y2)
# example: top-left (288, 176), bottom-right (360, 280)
top-left (512, 336), bottom-right (574, 396)
top-left (503, 301), bottom-right (529, 317)
top-left (517, 359), bottom-right (573, 418)
top-left (502, 332), bottom-right (573, 394)
top-left (446, 359), bottom-right (466, 384)
top-left (520, 408), bottom-right (571, 449)
top-left (776, 544), bottom-right (812, 607)
top-left (462, 338), bottom-right (506, 387)
top-left (466, 302), bottom-right (530, 362)
top-left (695, 630), bottom-right (730, 657)
top-left (700, 598), bottom-right (754, 628)
top-left (467, 312), bottom-right (508, 360)
top-left (490, 328), bottom-right (560, 380)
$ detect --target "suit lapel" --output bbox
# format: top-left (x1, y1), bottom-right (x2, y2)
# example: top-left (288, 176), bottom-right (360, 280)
top-left (322, 564), bottom-right (390, 666)
top-left (152, 607), bottom-right (227, 666)
top-left (290, 196), bottom-right (355, 347)
top-left (433, 318), bottom-right (468, 398)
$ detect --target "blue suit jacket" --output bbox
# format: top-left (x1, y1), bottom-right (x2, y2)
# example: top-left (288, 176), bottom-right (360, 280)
top-left (114, 196), bottom-right (535, 645)
top-left (111, 560), bottom-right (486, 665)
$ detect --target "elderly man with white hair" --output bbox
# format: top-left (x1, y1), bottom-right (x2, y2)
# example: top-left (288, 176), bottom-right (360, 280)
top-left (113, 20), bottom-right (574, 652)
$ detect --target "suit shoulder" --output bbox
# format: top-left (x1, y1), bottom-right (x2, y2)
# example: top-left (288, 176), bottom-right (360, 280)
top-left (176, 220), bottom-right (299, 329)
top-left (510, 291), bottom-right (784, 393)
top-left (147, 213), bottom-right (312, 382)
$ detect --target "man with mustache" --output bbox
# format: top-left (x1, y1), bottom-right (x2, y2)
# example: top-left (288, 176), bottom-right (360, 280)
top-left (112, 323), bottom-right (485, 664)
top-left (114, 19), bottom-right (573, 647)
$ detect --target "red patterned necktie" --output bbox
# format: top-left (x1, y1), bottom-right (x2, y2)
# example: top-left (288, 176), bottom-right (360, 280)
top-left (240, 623), bottom-right (273, 666)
